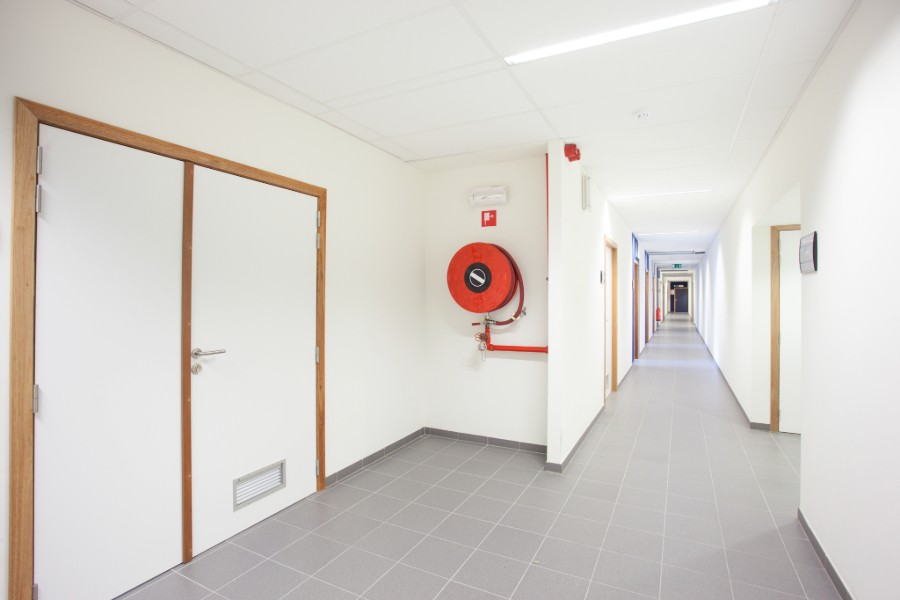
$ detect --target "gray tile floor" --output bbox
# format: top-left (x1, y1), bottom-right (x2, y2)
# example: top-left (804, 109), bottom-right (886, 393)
top-left (120, 314), bottom-right (837, 600)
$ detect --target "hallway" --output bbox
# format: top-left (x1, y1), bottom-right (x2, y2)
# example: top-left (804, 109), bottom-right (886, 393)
top-left (120, 315), bottom-right (834, 600)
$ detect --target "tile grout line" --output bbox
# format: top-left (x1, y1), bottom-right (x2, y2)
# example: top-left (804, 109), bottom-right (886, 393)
top-left (735, 428), bottom-right (816, 600)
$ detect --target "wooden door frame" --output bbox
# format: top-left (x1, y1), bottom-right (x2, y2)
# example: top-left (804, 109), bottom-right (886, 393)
top-left (632, 259), bottom-right (639, 361)
top-left (9, 98), bottom-right (328, 599)
top-left (770, 224), bottom-right (801, 432)
top-left (604, 237), bottom-right (618, 396)
top-left (645, 270), bottom-right (650, 344)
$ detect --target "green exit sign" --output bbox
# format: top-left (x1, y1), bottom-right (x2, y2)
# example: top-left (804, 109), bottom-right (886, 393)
top-left (674, 263), bottom-right (682, 269)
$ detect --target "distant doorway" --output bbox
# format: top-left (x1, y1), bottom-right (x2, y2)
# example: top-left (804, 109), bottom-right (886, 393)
top-left (771, 224), bottom-right (802, 433)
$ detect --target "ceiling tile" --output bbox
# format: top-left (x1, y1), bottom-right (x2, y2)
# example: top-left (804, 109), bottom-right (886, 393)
top-left (141, 0), bottom-right (451, 68)
top-left (542, 73), bottom-right (752, 138)
top-left (763, 0), bottom-right (856, 68)
top-left (736, 107), bottom-right (789, 140)
top-left (337, 70), bottom-right (535, 138)
top-left (747, 62), bottom-right (815, 110)
top-left (120, 10), bottom-right (251, 76)
top-left (510, 6), bottom-right (775, 109)
top-left (326, 61), bottom-right (504, 110)
top-left (389, 112), bottom-right (556, 158)
top-left (315, 112), bottom-right (384, 142)
top-left (462, 0), bottom-right (739, 57)
top-left (596, 164), bottom-right (721, 191)
top-left (723, 138), bottom-right (770, 178)
top-left (369, 139), bottom-right (422, 161)
top-left (576, 114), bottom-right (740, 162)
top-left (593, 144), bottom-right (728, 175)
top-left (237, 72), bottom-right (329, 114)
top-left (262, 7), bottom-right (494, 103)
top-left (74, 0), bottom-right (134, 19)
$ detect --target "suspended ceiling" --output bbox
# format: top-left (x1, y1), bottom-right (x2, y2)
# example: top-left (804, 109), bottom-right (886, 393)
top-left (69, 0), bottom-right (856, 252)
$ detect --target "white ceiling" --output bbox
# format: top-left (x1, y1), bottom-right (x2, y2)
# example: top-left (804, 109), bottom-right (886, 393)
top-left (71, 0), bottom-right (855, 254)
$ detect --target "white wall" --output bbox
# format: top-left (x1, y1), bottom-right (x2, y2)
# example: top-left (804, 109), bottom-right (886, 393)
top-left (0, 0), bottom-right (429, 592)
top-left (424, 158), bottom-right (548, 445)
top-left (547, 142), bottom-right (634, 464)
top-left (702, 0), bottom-right (900, 596)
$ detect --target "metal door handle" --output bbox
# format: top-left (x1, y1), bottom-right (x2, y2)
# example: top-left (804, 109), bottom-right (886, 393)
top-left (191, 348), bottom-right (226, 359)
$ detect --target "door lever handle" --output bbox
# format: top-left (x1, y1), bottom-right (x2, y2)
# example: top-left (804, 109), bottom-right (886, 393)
top-left (191, 348), bottom-right (226, 359)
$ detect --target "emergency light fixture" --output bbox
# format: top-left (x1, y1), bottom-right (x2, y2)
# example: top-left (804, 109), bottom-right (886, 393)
top-left (470, 186), bottom-right (508, 207)
top-left (504, 0), bottom-right (777, 65)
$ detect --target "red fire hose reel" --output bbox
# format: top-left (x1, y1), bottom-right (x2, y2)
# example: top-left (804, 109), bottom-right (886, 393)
top-left (447, 243), bottom-right (548, 354)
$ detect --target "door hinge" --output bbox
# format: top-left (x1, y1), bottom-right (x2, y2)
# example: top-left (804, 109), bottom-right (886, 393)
top-left (36, 146), bottom-right (43, 175)
top-left (316, 232), bottom-right (320, 249)
top-left (315, 346), bottom-right (320, 364)
top-left (315, 459), bottom-right (320, 477)
top-left (35, 184), bottom-right (42, 214)
top-left (33, 384), bottom-right (39, 415)
top-left (316, 210), bottom-right (321, 228)
top-left (33, 583), bottom-right (38, 600)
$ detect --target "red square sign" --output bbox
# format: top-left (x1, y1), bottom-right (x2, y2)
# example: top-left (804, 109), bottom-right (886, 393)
top-left (481, 210), bottom-right (497, 227)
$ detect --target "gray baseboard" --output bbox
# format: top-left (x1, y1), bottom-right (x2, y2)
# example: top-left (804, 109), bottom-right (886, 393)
top-left (324, 426), bottom-right (547, 486)
top-left (545, 404), bottom-right (607, 473)
top-left (797, 509), bottom-right (853, 600)
top-left (425, 427), bottom-right (547, 454)
top-left (324, 428), bottom-right (425, 486)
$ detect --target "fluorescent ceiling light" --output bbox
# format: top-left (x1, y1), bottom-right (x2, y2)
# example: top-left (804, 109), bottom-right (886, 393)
top-left (505, 0), bottom-right (776, 65)
top-left (610, 189), bottom-right (713, 200)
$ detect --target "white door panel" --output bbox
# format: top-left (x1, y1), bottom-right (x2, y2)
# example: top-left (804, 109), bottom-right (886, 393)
top-left (191, 166), bottom-right (318, 554)
top-left (779, 230), bottom-right (803, 433)
top-left (34, 126), bottom-right (183, 600)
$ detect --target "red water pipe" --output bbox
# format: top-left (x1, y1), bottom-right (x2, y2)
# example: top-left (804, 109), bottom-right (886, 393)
top-left (473, 322), bottom-right (548, 354)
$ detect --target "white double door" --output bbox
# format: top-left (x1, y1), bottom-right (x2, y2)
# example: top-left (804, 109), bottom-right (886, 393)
top-left (33, 126), bottom-right (317, 600)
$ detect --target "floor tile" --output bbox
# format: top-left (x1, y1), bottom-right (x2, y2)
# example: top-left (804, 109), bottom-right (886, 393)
top-left (389, 503), bottom-right (450, 534)
top-left (662, 537), bottom-right (728, 578)
top-left (401, 536), bottom-right (474, 578)
top-left (794, 564), bottom-right (841, 600)
top-left (426, 453), bottom-right (469, 470)
top-left (455, 495), bottom-right (511, 523)
top-left (617, 486), bottom-right (667, 512)
top-left (125, 573), bottom-right (210, 600)
top-left (436, 472), bottom-right (487, 494)
top-left (232, 519), bottom-right (306, 557)
top-left (473, 446), bottom-right (517, 465)
top-left (666, 494), bottom-right (719, 523)
top-left (512, 566), bottom-right (590, 600)
top-left (344, 469), bottom-right (397, 493)
top-left (315, 512), bottom-right (382, 545)
top-left (506, 452), bottom-right (546, 471)
top-left (457, 459), bottom-right (501, 478)
top-left (355, 523), bottom-right (425, 561)
top-left (271, 533), bottom-right (348, 575)
top-left (439, 442), bottom-right (485, 460)
top-left (721, 522), bottom-right (788, 559)
top-left (610, 504), bottom-right (665, 535)
top-left (517, 486), bottom-right (569, 512)
top-left (492, 465), bottom-right (539, 486)
top-left (178, 544), bottom-right (263, 590)
top-left (216, 561), bottom-right (306, 600)
top-left (369, 457), bottom-right (417, 477)
top-left (500, 504), bottom-right (558, 535)
top-left (549, 514), bottom-right (610, 548)
top-left (315, 484), bottom-right (372, 509)
top-left (378, 478), bottom-right (432, 502)
top-left (726, 550), bottom-right (804, 596)
top-left (348, 493), bottom-right (408, 521)
top-left (474, 479), bottom-right (526, 503)
top-left (416, 486), bottom-right (470, 512)
top-left (602, 525), bottom-right (664, 562)
top-left (480, 525), bottom-right (544, 562)
top-left (275, 501), bottom-right (344, 531)
top-left (574, 479), bottom-right (621, 502)
top-left (532, 536), bottom-right (600, 578)
top-left (586, 582), bottom-right (659, 599)
top-left (282, 577), bottom-right (357, 600)
top-left (530, 471), bottom-right (579, 494)
top-left (404, 465), bottom-right (453, 486)
top-left (363, 563), bottom-right (447, 600)
top-left (431, 514), bottom-right (495, 548)
top-left (660, 564), bottom-right (731, 600)
top-left (454, 550), bottom-right (529, 598)
top-left (315, 548), bottom-right (394, 595)
top-left (561, 495), bottom-right (615, 523)
top-left (592, 550), bottom-right (662, 598)
top-left (436, 582), bottom-right (505, 600)
top-left (731, 581), bottom-right (804, 600)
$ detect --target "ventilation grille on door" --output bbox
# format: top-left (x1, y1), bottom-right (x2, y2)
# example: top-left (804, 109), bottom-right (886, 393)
top-left (233, 460), bottom-right (286, 510)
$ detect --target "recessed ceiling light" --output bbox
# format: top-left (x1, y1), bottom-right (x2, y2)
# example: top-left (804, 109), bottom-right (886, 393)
top-left (504, 0), bottom-right (777, 66)
top-left (610, 189), bottom-right (714, 200)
